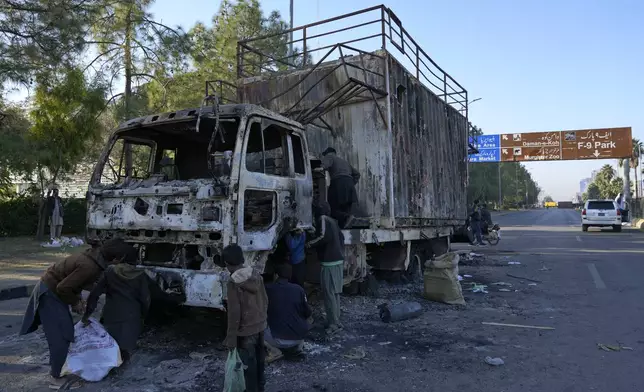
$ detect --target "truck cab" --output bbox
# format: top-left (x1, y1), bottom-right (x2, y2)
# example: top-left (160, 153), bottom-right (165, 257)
top-left (87, 104), bottom-right (316, 308)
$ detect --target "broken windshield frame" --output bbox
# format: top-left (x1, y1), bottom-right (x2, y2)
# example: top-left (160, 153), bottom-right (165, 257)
top-left (91, 116), bottom-right (241, 187)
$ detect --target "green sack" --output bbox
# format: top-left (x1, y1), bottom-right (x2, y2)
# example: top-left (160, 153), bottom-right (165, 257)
top-left (224, 349), bottom-right (246, 392)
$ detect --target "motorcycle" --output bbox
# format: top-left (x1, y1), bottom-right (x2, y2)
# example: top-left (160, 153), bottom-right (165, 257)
top-left (466, 219), bottom-right (501, 246)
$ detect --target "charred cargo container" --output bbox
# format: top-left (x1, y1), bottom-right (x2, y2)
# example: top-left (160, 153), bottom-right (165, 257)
top-left (85, 5), bottom-right (471, 308)
top-left (238, 50), bottom-right (469, 230)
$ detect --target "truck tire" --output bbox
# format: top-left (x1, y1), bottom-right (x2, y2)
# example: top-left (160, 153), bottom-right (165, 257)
top-left (582, 225), bottom-right (588, 232)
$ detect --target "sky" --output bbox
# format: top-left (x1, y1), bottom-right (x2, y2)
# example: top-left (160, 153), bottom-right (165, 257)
top-left (11, 0), bottom-right (644, 201)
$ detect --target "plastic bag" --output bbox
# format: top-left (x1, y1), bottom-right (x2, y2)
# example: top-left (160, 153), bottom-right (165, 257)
top-left (223, 349), bottom-right (246, 392)
top-left (60, 319), bottom-right (123, 382)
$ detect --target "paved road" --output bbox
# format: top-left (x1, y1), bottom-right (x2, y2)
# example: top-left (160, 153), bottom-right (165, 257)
top-left (1, 209), bottom-right (643, 391)
top-left (477, 208), bottom-right (644, 391)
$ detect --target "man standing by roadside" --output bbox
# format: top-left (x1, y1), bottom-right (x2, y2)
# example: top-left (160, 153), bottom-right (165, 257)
top-left (318, 147), bottom-right (360, 228)
top-left (47, 188), bottom-right (64, 240)
top-left (470, 199), bottom-right (485, 246)
top-left (20, 238), bottom-right (135, 389)
top-left (307, 202), bottom-right (345, 335)
top-left (222, 244), bottom-right (269, 392)
top-left (264, 264), bottom-right (311, 362)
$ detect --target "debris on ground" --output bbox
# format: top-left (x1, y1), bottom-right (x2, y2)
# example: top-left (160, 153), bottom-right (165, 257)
top-left (492, 282), bottom-right (512, 286)
top-left (498, 288), bottom-right (512, 292)
top-left (507, 261), bottom-right (521, 265)
top-left (303, 342), bottom-right (332, 355)
top-left (471, 284), bottom-right (489, 294)
top-left (484, 356), bottom-right (505, 366)
top-left (528, 283), bottom-right (538, 286)
top-left (482, 322), bottom-right (555, 330)
top-left (379, 302), bottom-right (423, 323)
top-left (189, 352), bottom-right (212, 360)
top-left (597, 343), bottom-right (634, 352)
top-left (342, 346), bottom-right (366, 360)
top-left (464, 274), bottom-right (473, 278)
top-left (506, 273), bottom-right (542, 283)
top-left (458, 275), bottom-right (463, 281)
top-left (378, 342), bottom-right (392, 346)
top-left (41, 236), bottom-right (85, 248)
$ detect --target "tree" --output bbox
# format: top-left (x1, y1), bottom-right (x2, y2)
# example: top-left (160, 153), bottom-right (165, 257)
top-left (0, 101), bottom-right (31, 198)
top-left (592, 164), bottom-right (623, 200)
top-left (88, 0), bottom-right (190, 120)
top-left (468, 129), bottom-right (541, 209)
top-left (631, 138), bottom-right (642, 199)
top-left (146, 0), bottom-right (301, 112)
top-left (543, 195), bottom-right (554, 203)
top-left (582, 182), bottom-right (601, 201)
top-left (0, 0), bottom-right (98, 92)
top-left (28, 69), bottom-right (107, 239)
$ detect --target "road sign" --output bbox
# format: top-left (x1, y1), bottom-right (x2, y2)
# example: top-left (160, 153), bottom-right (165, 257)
top-left (500, 131), bottom-right (562, 161)
top-left (469, 135), bottom-right (501, 162)
top-left (469, 127), bottom-right (632, 163)
top-left (561, 127), bottom-right (632, 160)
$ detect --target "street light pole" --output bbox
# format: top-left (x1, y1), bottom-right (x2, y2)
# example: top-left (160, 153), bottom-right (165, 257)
top-left (289, 0), bottom-right (294, 57)
top-left (498, 162), bottom-right (502, 209)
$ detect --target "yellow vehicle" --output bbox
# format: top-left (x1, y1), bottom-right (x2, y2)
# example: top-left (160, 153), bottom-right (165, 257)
top-left (544, 201), bottom-right (557, 208)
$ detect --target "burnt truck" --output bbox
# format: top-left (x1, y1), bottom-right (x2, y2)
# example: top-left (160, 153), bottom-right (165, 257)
top-left (85, 6), bottom-right (471, 309)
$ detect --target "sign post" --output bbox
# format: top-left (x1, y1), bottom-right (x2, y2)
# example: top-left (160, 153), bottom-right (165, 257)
top-left (469, 127), bottom-right (632, 163)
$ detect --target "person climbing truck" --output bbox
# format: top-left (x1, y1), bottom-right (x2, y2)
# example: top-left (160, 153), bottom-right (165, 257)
top-left (318, 147), bottom-right (360, 228)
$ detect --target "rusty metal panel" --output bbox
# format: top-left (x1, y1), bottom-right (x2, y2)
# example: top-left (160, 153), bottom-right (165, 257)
top-left (387, 55), bottom-right (468, 224)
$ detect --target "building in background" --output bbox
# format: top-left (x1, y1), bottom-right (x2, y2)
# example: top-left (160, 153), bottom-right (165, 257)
top-left (580, 178), bottom-right (592, 194)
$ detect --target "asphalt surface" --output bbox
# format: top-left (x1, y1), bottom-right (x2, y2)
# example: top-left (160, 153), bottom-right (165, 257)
top-left (0, 208), bottom-right (643, 391)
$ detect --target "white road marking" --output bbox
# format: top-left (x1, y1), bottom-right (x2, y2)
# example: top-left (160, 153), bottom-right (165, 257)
top-left (587, 263), bottom-right (606, 289)
top-left (576, 236), bottom-right (582, 242)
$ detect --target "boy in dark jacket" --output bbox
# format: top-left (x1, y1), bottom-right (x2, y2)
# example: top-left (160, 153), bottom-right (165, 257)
top-left (82, 243), bottom-right (149, 362)
top-left (20, 238), bottom-right (133, 389)
top-left (307, 202), bottom-right (345, 334)
top-left (222, 244), bottom-right (269, 392)
top-left (264, 264), bottom-right (311, 362)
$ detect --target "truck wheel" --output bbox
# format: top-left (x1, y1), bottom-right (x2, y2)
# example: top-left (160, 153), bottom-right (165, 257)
top-left (582, 225), bottom-right (588, 232)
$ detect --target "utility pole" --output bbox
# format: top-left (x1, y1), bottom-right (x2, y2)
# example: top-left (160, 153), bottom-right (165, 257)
top-left (498, 162), bottom-right (502, 209)
top-left (289, 0), bottom-right (294, 58)
top-left (623, 158), bottom-right (631, 202)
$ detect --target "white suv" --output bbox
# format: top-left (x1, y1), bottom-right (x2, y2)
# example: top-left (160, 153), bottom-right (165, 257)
top-left (581, 200), bottom-right (622, 232)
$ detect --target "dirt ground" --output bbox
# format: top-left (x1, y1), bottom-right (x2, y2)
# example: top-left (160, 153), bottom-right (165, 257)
top-left (0, 249), bottom-right (559, 392)
top-left (2, 213), bottom-right (643, 392)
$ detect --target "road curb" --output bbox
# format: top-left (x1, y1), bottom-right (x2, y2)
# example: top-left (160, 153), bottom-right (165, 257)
top-left (631, 218), bottom-right (644, 230)
top-left (0, 284), bottom-right (34, 302)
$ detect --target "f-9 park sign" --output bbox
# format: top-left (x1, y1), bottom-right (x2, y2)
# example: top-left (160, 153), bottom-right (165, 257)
top-left (469, 127), bottom-right (632, 163)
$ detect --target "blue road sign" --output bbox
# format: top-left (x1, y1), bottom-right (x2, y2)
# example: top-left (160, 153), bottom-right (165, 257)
top-left (469, 148), bottom-right (501, 162)
top-left (469, 134), bottom-right (500, 149)
top-left (469, 134), bottom-right (501, 162)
